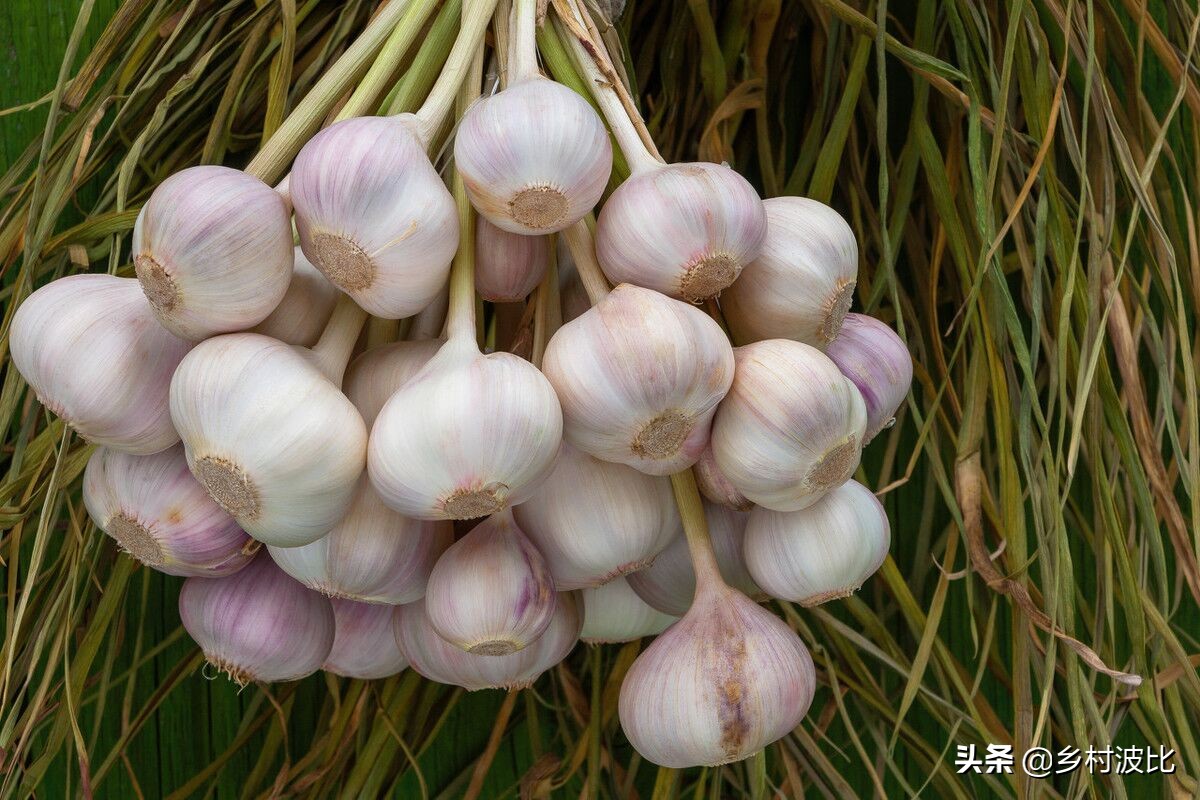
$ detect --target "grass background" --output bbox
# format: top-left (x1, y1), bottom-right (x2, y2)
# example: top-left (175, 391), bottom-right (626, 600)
top-left (1, 0), bottom-right (1198, 797)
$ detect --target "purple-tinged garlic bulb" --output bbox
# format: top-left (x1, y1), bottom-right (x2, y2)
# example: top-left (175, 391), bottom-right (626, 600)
top-left (692, 444), bottom-right (752, 512)
top-left (580, 577), bottom-right (677, 644)
top-left (824, 313), bottom-right (912, 442)
top-left (324, 599), bottom-right (409, 679)
top-left (474, 217), bottom-right (549, 301)
top-left (251, 247), bottom-right (341, 347)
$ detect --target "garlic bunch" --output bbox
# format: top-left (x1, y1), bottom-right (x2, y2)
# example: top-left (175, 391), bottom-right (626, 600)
top-left (179, 553), bottom-right (335, 685)
top-left (324, 599), bottom-right (409, 679)
top-left (425, 510), bottom-right (556, 654)
top-left (10, 274), bottom-right (191, 454)
top-left (83, 445), bottom-right (254, 577)
top-left (580, 577), bottom-right (677, 644)
top-left (251, 247), bottom-right (341, 347)
top-left (542, 283), bottom-right (734, 474)
top-left (344, 339), bottom-right (442, 427)
top-left (170, 322), bottom-right (368, 547)
top-left (692, 445), bottom-right (751, 512)
top-left (513, 442), bottom-right (679, 588)
top-left (722, 197), bottom-right (858, 347)
top-left (133, 166), bottom-right (293, 340)
top-left (825, 313), bottom-right (912, 442)
top-left (626, 501), bottom-right (761, 616)
top-left (393, 592), bottom-right (582, 690)
top-left (268, 475), bottom-right (452, 604)
top-left (455, 0), bottom-right (611, 234)
top-left (745, 480), bottom-right (889, 605)
top-left (711, 339), bottom-right (866, 511)
top-left (474, 217), bottom-right (548, 301)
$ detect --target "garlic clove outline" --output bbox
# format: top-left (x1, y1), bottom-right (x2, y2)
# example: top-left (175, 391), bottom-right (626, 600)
top-left (324, 598), bottom-right (409, 680)
top-left (474, 216), bottom-right (549, 302)
top-left (251, 246), bottom-right (341, 347)
top-left (580, 576), bottom-right (677, 644)
top-left (824, 313), bottom-right (912, 443)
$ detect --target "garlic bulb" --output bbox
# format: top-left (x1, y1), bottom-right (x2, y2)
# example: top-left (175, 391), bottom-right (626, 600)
top-left (693, 445), bottom-right (752, 512)
top-left (618, 584), bottom-right (816, 767)
top-left (368, 337), bottom-right (562, 520)
top-left (626, 501), bottom-right (761, 616)
top-left (393, 591), bottom-right (582, 690)
top-left (745, 480), bottom-right (889, 605)
top-left (251, 247), bottom-right (341, 347)
top-left (722, 197), bottom-right (858, 347)
top-left (580, 577), bottom-right (677, 644)
top-left (170, 333), bottom-right (367, 547)
top-left (824, 313), bottom-right (912, 442)
top-left (267, 475), bottom-right (452, 603)
top-left (133, 165), bottom-right (293, 340)
top-left (344, 339), bottom-right (442, 428)
top-left (474, 217), bottom-right (548, 301)
top-left (290, 115), bottom-right (458, 319)
top-left (324, 599), bottom-right (409, 679)
top-left (83, 445), bottom-right (254, 577)
top-left (711, 339), bottom-right (866, 512)
top-left (513, 442), bottom-right (680, 588)
top-left (10, 274), bottom-right (191, 454)
top-left (425, 509), bottom-right (556, 654)
top-left (179, 552), bottom-right (335, 685)
top-left (541, 283), bottom-right (734, 474)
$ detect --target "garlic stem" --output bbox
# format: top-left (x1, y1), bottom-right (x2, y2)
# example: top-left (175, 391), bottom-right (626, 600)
top-left (493, 0), bottom-right (513, 89)
top-left (310, 294), bottom-right (369, 386)
top-left (531, 235), bottom-right (559, 368)
top-left (336, 0), bottom-right (441, 123)
top-left (366, 317), bottom-right (401, 347)
top-left (445, 43), bottom-right (487, 345)
top-left (509, 0), bottom-right (539, 83)
top-left (562, 220), bottom-right (610, 304)
top-left (668, 469), bottom-right (726, 595)
top-left (412, 0), bottom-right (501, 147)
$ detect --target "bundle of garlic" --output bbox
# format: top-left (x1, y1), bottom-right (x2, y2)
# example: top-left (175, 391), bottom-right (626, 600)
top-left (8, 0), bottom-right (913, 775)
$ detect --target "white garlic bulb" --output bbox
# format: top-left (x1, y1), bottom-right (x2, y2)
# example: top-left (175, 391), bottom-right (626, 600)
top-left (541, 283), bottom-right (734, 475)
top-left (626, 501), bottom-right (761, 616)
top-left (393, 591), bottom-right (582, 690)
top-left (722, 197), bottom-right (858, 347)
top-left (132, 165), bottom-right (293, 340)
top-left (251, 247), bottom-right (341, 347)
top-left (596, 162), bottom-right (766, 301)
top-left (170, 333), bottom-right (367, 547)
top-left (824, 313), bottom-right (912, 442)
top-left (10, 274), bottom-right (191, 454)
top-left (513, 442), bottom-right (680, 589)
top-left (179, 552), bottom-right (335, 685)
top-left (711, 339), bottom-right (866, 512)
top-left (324, 599), bottom-right (409, 679)
top-left (425, 509), bottom-right (556, 654)
top-left (474, 217), bottom-right (548, 302)
top-left (744, 480), bottom-right (889, 605)
top-left (580, 577), bottom-right (677, 644)
top-left (618, 584), bottom-right (816, 767)
top-left (83, 445), bottom-right (254, 578)
top-left (692, 444), bottom-right (752, 512)
top-left (368, 337), bottom-right (562, 520)
top-left (343, 339), bottom-right (442, 428)
top-left (290, 115), bottom-right (458, 318)
top-left (267, 475), bottom-right (451, 604)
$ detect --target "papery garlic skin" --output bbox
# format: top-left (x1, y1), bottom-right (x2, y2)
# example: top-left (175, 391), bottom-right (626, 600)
top-left (10, 274), bottom-right (191, 454)
top-left (368, 339), bottom-right (562, 520)
top-left (824, 313), bottom-right (912, 442)
top-left (324, 599), bottom-right (409, 679)
top-left (425, 510), bottom-right (556, 655)
top-left (393, 592), bottom-right (582, 690)
top-left (455, 78), bottom-right (612, 235)
top-left (268, 475), bottom-right (452, 604)
top-left (513, 442), bottom-right (680, 589)
top-left (541, 284), bottom-right (734, 475)
top-left (595, 163), bottom-right (766, 302)
top-left (474, 217), bottom-right (549, 302)
top-left (344, 339), bottom-right (442, 428)
top-left (693, 445), bottom-right (752, 512)
top-left (170, 333), bottom-right (367, 547)
top-left (290, 115), bottom-right (458, 318)
top-left (251, 247), bottom-right (341, 347)
top-left (618, 585), bottom-right (815, 768)
top-left (745, 480), bottom-right (889, 605)
top-left (626, 501), bottom-right (761, 616)
top-left (722, 197), bottom-right (858, 347)
top-left (580, 577), bottom-right (677, 643)
top-left (711, 340), bottom-right (867, 512)
top-left (179, 553), bottom-right (334, 685)
top-left (133, 166), bottom-right (293, 340)
top-left (84, 445), bottom-right (254, 577)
